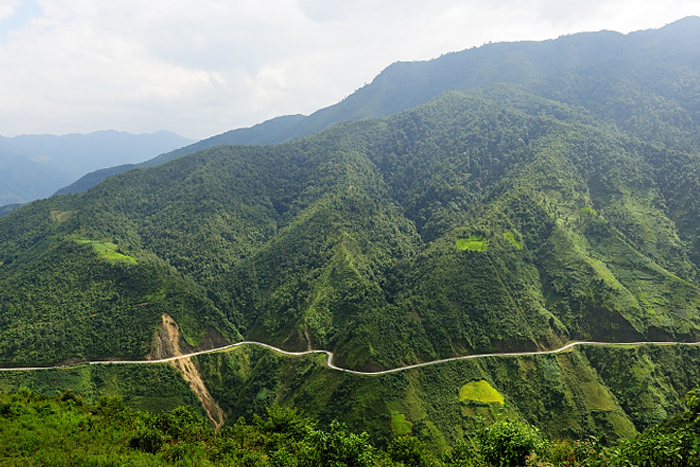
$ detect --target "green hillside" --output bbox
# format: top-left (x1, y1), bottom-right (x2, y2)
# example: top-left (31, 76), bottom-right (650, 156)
top-left (193, 343), bottom-right (700, 450)
top-left (1, 361), bottom-right (699, 466)
top-left (5, 89), bottom-right (700, 368)
top-left (3, 18), bottom-right (700, 450)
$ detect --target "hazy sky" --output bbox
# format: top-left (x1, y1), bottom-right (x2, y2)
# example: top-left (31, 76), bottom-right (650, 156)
top-left (1, 0), bottom-right (698, 140)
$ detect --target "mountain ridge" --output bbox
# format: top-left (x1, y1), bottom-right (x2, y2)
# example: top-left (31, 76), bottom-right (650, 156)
top-left (58, 16), bottom-right (700, 195)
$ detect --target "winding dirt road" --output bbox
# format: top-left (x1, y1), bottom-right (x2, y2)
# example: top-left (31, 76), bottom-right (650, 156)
top-left (2, 339), bottom-right (699, 375)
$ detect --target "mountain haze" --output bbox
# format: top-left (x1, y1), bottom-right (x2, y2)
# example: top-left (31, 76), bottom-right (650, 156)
top-left (0, 130), bottom-right (192, 206)
top-left (0, 144), bottom-right (71, 205)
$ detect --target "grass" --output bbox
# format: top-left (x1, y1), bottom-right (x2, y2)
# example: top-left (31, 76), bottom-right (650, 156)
top-left (503, 231), bottom-right (523, 249)
top-left (50, 210), bottom-right (74, 223)
top-left (459, 380), bottom-right (504, 405)
top-left (456, 235), bottom-right (488, 251)
top-left (390, 410), bottom-right (413, 436)
top-left (581, 380), bottom-right (617, 411)
top-left (75, 239), bottom-right (137, 264)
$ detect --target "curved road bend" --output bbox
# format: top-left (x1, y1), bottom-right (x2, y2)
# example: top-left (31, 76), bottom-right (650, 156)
top-left (2, 340), bottom-right (700, 375)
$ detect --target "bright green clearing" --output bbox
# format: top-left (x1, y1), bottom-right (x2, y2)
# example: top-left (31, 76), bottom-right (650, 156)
top-left (76, 240), bottom-right (137, 264)
top-left (50, 210), bottom-right (74, 223)
top-left (390, 410), bottom-right (413, 436)
top-left (456, 235), bottom-right (488, 251)
top-left (503, 231), bottom-right (523, 249)
top-left (459, 380), bottom-right (504, 405)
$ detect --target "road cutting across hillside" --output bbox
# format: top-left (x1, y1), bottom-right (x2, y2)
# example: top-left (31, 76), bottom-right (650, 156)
top-left (1, 339), bottom-right (699, 375)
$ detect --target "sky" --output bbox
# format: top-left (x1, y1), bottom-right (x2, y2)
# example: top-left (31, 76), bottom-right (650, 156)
top-left (1, 0), bottom-right (699, 140)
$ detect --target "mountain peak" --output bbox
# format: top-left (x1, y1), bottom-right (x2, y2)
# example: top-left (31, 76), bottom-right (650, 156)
top-left (663, 15), bottom-right (700, 39)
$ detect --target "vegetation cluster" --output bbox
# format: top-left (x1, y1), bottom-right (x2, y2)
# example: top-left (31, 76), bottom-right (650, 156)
top-left (1, 387), bottom-right (698, 466)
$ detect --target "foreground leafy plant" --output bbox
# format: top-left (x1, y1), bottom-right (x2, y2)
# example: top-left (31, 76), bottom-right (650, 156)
top-left (478, 418), bottom-right (544, 467)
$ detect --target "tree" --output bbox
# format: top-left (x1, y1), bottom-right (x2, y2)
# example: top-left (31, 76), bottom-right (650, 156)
top-left (478, 419), bottom-right (542, 467)
top-left (311, 420), bottom-right (375, 467)
top-left (387, 435), bottom-right (437, 467)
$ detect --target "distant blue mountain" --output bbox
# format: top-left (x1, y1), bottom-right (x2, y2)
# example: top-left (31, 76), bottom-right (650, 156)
top-left (0, 130), bottom-right (193, 207)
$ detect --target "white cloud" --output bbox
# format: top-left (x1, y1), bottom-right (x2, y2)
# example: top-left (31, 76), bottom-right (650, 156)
top-left (0, 1), bottom-right (20, 21)
top-left (0, 0), bottom-right (698, 139)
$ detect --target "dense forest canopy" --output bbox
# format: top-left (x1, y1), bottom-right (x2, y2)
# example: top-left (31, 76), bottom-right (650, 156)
top-left (3, 88), bottom-right (700, 368)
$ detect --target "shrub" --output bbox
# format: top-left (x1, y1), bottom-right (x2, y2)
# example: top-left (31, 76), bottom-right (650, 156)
top-left (479, 419), bottom-right (543, 467)
top-left (387, 435), bottom-right (437, 467)
top-left (129, 428), bottom-right (165, 454)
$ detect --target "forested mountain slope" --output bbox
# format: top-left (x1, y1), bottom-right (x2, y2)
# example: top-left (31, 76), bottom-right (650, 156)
top-left (2, 88), bottom-right (700, 370)
top-left (59, 16), bottom-right (700, 194)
